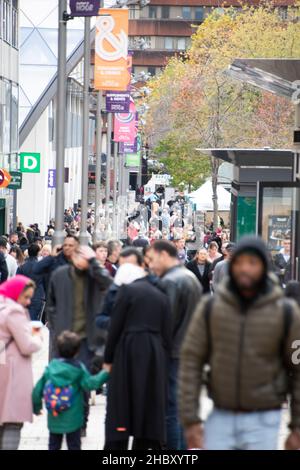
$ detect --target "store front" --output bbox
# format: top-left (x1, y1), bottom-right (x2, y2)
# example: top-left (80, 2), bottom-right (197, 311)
top-left (258, 182), bottom-right (300, 283)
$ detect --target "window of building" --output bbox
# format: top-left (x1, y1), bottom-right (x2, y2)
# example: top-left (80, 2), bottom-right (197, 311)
top-left (2, 79), bottom-right (11, 155)
top-left (10, 83), bottom-right (18, 153)
top-left (177, 38), bottom-right (186, 50)
top-left (161, 6), bottom-right (170, 19)
top-left (148, 66), bottom-right (156, 76)
top-left (195, 7), bottom-right (204, 21)
top-left (2, 0), bottom-right (11, 44)
top-left (129, 36), bottom-right (151, 50)
top-left (182, 7), bottom-right (191, 20)
top-left (11, 3), bottom-right (18, 48)
top-left (149, 6), bottom-right (157, 19)
top-left (164, 37), bottom-right (173, 50)
top-left (129, 6), bottom-right (138, 20)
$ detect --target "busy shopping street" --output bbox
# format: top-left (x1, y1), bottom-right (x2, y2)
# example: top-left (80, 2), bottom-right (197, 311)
top-left (18, 328), bottom-right (292, 450)
top-left (1, 0), bottom-right (300, 457)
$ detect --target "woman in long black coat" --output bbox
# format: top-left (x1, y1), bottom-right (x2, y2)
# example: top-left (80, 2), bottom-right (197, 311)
top-left (103, 276), bottom-right (172, 450)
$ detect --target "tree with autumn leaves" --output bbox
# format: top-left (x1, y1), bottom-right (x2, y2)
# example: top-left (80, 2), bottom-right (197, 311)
top-left (145, 2), bottom-right (300, 228)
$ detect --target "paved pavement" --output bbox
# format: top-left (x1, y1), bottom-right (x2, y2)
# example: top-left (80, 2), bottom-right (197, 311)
top-left (19, 327), bottom-right (289, 450)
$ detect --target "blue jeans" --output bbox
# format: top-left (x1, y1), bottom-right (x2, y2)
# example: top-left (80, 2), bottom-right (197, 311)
top-left (166, 359), bottom-right (186, 450)
top-left (204, 408), bottom-right (282, 450)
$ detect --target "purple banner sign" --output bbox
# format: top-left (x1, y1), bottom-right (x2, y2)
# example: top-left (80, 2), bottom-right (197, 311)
top-left (69, 0), bottom-right (100, 17)
top-left (119, 138), bottom-right (137, 154)
top-left (48, 168), bottom-right (69, 188)
top-left (106, 92), bottom-right (130, 113)
top-left (48, 169), bottom-right (56, 188)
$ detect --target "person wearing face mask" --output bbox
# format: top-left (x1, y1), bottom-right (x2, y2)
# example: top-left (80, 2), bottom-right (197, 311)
top-left (0, 275), bottom-right (43, 450)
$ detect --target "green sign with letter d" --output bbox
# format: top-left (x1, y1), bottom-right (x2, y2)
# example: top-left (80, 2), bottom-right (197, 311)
top-left (19, 152), bottom-right (41, 173)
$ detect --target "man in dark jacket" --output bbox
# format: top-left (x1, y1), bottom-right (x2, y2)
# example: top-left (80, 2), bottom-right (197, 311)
top-left (149, 241), bottom-right (202, 450)
top-left (186, 248), bottom-right (211, 294)
top-left (33, 234), bottom-right (79, 291)
top-left (17, 243), bottom-right (45, 320)
top-left (47, 246), bottom-right (112, 353)
top-left (47, 245), bottom-right (112, 433)
top-left (179, 236), bottom-right (300, 450)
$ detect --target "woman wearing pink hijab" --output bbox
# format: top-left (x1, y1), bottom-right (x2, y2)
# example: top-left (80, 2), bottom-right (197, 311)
top-left (0, 275), bottom-right (43, 450)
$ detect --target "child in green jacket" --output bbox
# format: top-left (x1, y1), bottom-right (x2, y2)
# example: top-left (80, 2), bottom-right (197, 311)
top-left (32, 330), bottom-right (109, 450)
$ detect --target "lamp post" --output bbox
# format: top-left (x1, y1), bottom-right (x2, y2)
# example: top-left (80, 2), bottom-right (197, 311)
top-left (53, 0), bottom-right (68, 247)
top-left (93, 91), bottom-right (103, 242)
top-left (79, 16), bottom-right (91, 245)
top-left (105, 113), bottom-right (112, 234)
top-left (113, 140), bottom-right (118, 236)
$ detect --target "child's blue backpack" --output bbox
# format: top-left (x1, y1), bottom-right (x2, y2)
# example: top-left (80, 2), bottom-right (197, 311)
top-left (43, 381), bottom-right (74, 417)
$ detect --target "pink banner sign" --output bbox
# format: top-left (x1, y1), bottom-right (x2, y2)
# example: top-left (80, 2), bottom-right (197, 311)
top-left (114, 101), bottom-right (137, 144)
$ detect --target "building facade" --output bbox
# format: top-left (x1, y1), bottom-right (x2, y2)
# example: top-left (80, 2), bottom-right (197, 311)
top-left (128, 0), bottom-right (296, 76)
top-left (17, 1), bottom-right (90, 233)
top-left (0, 0), bottom-right (19, 233)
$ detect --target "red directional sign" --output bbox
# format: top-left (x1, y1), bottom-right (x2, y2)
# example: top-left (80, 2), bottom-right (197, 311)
top-left (0, 169), bottom-right (11, 188)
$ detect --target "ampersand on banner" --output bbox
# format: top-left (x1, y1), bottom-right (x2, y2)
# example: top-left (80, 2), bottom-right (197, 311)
top-left (95, 15), bottom-right (128, 61)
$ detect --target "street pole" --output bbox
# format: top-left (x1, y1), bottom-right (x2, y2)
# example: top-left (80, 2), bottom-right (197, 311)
top-left (112, 140), bottom-right (118, 236)
top-left (120, 153), bottom-right (128, 239)
top-left (79, 16), bottom-right (91, 245)
top-left (53, 0), bottom-right (67, 247)
top-left (105, 113), bottom-right (112, 234)
top-left (12, 190), bottom-right (17, 231)
top-left (93, 91), bottom-right (103, 242)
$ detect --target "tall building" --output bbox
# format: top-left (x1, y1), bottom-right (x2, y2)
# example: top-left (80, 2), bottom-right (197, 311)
top-left (0, 0), bottom-right (19, 233)
top-left (128, 0), bottom-right (296, 76)
top-left (17, 1), bottom-right (88, 232)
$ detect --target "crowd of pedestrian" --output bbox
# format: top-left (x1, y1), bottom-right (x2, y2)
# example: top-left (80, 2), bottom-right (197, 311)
top-left (0, 212), bottom-right (300, 451)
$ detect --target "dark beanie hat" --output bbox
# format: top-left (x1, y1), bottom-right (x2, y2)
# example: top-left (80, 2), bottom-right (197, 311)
top-left (229, 236), bottom-right (270, 277)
